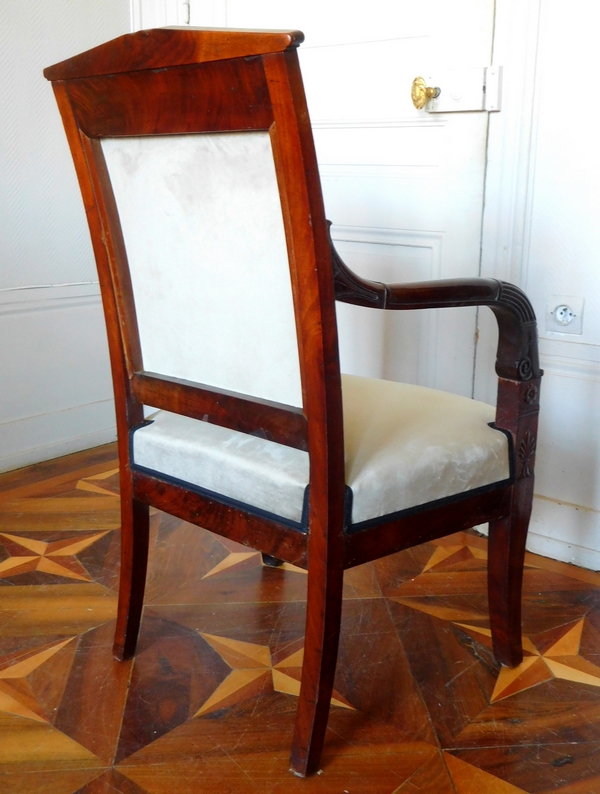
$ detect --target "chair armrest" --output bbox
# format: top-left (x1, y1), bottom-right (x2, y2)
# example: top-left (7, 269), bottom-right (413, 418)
top-left (329, 223), bottom-right (540, 384)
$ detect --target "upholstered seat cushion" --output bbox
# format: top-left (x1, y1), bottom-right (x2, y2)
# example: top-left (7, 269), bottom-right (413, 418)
top-left (132, 374), bottom-right (510, 528)
top-left (133, 409), bottom-right (309, 525)
top-left (342, 374), bottom-right (509, 525)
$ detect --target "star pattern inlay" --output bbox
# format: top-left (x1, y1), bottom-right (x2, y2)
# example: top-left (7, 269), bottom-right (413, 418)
top-left (392, 538), bottom-right (600, 704)
top-left (455, 619), bottom-right (600, 701)
top-left (76, 468), bottom-right (120, 497)
top-left (195, 633), bottom-right (353, 716)
top-left (8, 452), bottom-right (600, 790)
top-left (201, 551), bottom-right (307, 579)
top-left (422, 542), bottom-right (488, 572)
top-left (0, 638), bottom-right (76, 722)
top-left (0, 531), bottom-right (110, 580)
top-left (445, 752), bottom-right (529, 793)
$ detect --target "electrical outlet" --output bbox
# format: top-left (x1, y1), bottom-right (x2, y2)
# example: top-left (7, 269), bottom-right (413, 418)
top-left (546, 295), bottom-right (584, 335)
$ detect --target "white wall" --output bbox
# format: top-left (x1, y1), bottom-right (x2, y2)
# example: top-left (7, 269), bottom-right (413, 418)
top-left (7, 0), bottom-right (599, 571)
top-left (523, 0), bottom-right (600, 567)
top-left (191, 0), bottom-right (600, 569)
top-left (478, 0), bottom-right (600, 568)
top-left (0, 1), bottom-right (131, 472)
top-left (183, 0), bottom-right (600, 567)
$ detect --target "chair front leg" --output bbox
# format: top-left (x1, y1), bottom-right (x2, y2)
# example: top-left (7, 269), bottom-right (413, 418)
top-left (488, 475), bottom-right (534, 667)
top-left (289, 560), bottom-right (344, 777)
top-left (489, 372), bottom-right (540, 668)
top-left (113, 492), bottom-right (150, 661)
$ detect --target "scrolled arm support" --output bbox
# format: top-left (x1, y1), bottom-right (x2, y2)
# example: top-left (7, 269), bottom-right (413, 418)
top-left (330, 226), bottom-right (540, 671)
top-left (329, 224), bottom-right (540, 384)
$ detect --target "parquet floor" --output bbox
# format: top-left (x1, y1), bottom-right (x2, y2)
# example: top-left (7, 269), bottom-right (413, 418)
top-left (2, 447), bottom-right (600, 792)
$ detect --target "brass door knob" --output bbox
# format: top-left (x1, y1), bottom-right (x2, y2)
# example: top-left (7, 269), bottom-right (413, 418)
top-left (411, 76), bottom-right (441, 109)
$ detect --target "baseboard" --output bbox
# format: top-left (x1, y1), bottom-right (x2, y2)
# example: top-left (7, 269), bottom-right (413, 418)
top-left (0, 400), bottom-right (116, 474)
top-left (477, 495), bottom-right (600, 571)
top-left (526, 495), bottom-right (600, 571)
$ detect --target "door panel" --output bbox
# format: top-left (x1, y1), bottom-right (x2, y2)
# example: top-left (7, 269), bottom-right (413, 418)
top-left (193, 0), bottom-right (495, 396)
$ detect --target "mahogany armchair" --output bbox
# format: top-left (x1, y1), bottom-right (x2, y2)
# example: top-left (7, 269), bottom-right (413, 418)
top-left (45, 27), bottom-right (541, 777)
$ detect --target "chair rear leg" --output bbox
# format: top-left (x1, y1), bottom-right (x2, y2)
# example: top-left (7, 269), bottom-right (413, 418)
top-left (488, 478), bottom-right (534, 667)
top-left (262, 553), bottom-right (284, 567)
top-left (289, 564), bottom-right (344, 777)
top-left (113, 495), bottom-right (150, 661)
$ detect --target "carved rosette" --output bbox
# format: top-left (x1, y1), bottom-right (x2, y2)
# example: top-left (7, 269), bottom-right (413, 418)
top-left (524, 384), bottom-right (539, 406)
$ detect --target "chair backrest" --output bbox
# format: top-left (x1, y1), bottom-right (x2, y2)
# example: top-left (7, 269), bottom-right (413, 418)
top-left (100, 131), bottom-right (302, 407)
top-left (45, 29), bottom-right (344, 481)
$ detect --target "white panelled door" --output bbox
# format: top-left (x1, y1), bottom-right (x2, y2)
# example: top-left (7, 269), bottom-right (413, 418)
top-left (189, 0), bottom-right (496, 396)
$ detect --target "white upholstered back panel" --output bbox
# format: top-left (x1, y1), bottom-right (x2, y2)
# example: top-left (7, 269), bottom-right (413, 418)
top-left (101, 132), bottom-right (303, 407)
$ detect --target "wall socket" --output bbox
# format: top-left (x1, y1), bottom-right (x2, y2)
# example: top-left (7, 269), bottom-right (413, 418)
top-left (546, 295), bottom-right (584, 335)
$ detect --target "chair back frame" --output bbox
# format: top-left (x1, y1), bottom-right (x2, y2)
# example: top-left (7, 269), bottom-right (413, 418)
top-left (45, 28), bottom-right (347, 548)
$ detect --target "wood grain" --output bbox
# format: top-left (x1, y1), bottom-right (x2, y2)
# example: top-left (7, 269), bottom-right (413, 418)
top-left (44, 27), bottom-right (304, 81)
top-left (45, 26), bottom-right (541, 777)
top-left (2, 452), bottom-right (600, 791)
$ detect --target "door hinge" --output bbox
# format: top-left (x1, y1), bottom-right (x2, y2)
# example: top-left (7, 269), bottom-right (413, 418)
top-left (180, 0), bottom-right (191, 25)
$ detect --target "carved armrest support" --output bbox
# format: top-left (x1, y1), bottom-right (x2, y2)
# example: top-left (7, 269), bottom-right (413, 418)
top-left (330, 225), bottom-right (539, 383)
top-left (329, 224), bottom-right (541, 465)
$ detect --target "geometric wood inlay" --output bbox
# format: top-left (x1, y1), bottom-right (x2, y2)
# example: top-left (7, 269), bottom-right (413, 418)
top-left (444, 753), bottom-right (529, 793)
top-left (0, 638), bottom-right (76, 722)
top-left (0, 532), bottom-right (110, 580)
top-left (4, 448), bottom-right (600, 790)
top-left (200, 551), bottom-right (307, 579)
top-left (195, 634), bottom-right (353, 716)
top-left (461, 619), bottom-right (600, 702)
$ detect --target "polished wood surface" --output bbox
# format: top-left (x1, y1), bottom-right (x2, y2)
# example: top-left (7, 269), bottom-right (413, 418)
top-left (47, 32), bottom-right (348, 773)
top-left (3, 447), bottom-right (600, 792)
top-left (45, 28), bottom-right (540, 776)
top-left (131, 373), bottom-right (308, 451)
top-left (43, 27), bottom-right (304, 81)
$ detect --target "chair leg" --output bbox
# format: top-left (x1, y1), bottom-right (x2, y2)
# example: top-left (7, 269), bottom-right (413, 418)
top-left (488, 479), bottom-right (533, 667)
top-left (113, 495), bottom-right (150, 661)
top-left (289, 563), bottom-right (344, 777)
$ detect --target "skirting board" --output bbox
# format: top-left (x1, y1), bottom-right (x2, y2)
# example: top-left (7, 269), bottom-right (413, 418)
top-left (0, 400), bottom-right (116, 474)
top-left (526, 496), bottom-right (600, 572)
top-left (478, 495), bottom-right (600, 572)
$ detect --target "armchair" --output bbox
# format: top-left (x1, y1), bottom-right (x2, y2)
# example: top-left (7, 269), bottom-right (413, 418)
top-left (45, 27), bottom-right (540, 777)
